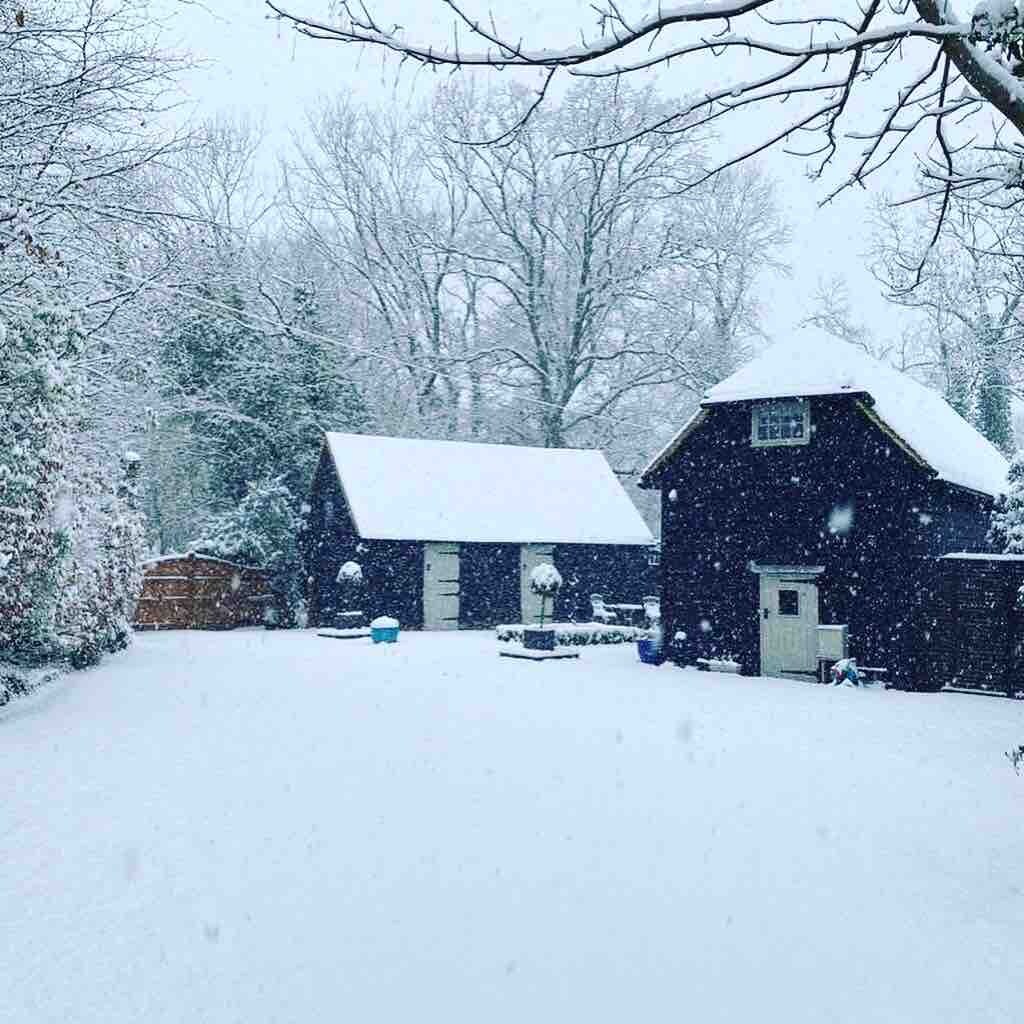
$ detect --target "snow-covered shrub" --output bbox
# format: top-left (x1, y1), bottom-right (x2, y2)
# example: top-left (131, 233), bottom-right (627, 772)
top-left (496, 622), bottom-right (640, 646)
top-left (0, 294), bottom-right (146, 668)
top-left (988, 454), bottom-right (1024, 609)
top-left (55, 453), bottom-right (146, 661)
top-left (338, 560), bottom-right (363, 584)
top-left (990, 453), bottom-right (1024, 553)
top-left (336, 560), bottom-right (364, 623)
top-left (191, 476), bottom-right (306, 626)
top-left (0, 672), bottom-right (29, 706)
top-left (529, 562), bottom-right (562, 627)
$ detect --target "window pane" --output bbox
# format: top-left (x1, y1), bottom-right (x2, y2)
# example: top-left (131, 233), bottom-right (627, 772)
top-left (778, 589), bottom-right (799, 616)
top-left (753, 401), bottom-right (810, 444)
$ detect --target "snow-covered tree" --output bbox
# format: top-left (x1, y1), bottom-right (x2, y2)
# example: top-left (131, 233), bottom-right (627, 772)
top-left (0, 302), bottom-right (80, 663)
top-left (872, 197), bottom-right (1024, 454)
top-left (191, 477), bottom-right (307, 626)
top-left (529, 563), bottom-right (563, 627)
top-left (0, 2), bottom-right (184, 668)
top-left (283, 98), bottom-right (477, 436)
top-left (990, 454), bottom-right (1024, 552)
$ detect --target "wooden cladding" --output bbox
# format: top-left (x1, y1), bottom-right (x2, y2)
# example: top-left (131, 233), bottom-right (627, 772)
top-left (133, 555), bottom-right (272, 631)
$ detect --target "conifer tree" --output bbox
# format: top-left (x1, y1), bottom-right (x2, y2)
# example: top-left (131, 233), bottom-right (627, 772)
top-left (0, 302), bottom-right (80, 663)
top-left (990, 454), bottom-right (1024, 554)
top-left (191, 476), bottom-right (306, 625)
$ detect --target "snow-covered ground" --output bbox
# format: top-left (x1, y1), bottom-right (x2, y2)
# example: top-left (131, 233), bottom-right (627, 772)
top-left (3, 629), bottom-right (1024, 1023)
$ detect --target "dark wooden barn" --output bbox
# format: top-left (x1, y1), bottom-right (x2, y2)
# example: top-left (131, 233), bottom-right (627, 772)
top-left (134, 554), bottom-right (272, 630)
top-left (640, 328), bottom-right (1009, 688)
top-left (306, 433), bottom-right (656, 630)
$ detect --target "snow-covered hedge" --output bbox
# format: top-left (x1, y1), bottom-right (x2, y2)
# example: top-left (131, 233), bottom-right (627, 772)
top-left (1, 303), bottom-right (145, 669)
top-left (0, 663), bottom-right (65, 709)
top-left (496, 622), bottom-right (641, 646)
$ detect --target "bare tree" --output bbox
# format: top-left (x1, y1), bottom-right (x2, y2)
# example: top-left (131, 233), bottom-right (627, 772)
top-left (672, 165), bottom-right (790, 383)
top-left (282, 98), bottom-right (477, 434)
top-left (871, 195), bottom-right (1024, 451)
top-left (430, 79), bottom-right (713, 447)
top-left (0, 1), bottom-right (188, 306)
top-left (267, 1), bottom-right (1024, 254)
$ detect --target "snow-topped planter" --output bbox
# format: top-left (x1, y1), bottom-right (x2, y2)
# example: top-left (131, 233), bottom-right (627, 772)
top-left (524, 562), bottom-right (562, 649)
top-left (335, 560), bottom-right (366, 628)
top-left (370, 616), bottom-right (400, 644)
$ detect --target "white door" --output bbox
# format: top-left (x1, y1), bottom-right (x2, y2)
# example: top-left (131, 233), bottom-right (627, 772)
top-left (520, 544), bottom-right (555, 625)
top-left (759, 575), bottom-right (819, 678)
top-left (423, 542), bottom-right (460, 629)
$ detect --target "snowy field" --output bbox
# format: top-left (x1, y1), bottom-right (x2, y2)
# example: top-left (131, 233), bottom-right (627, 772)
top-left (3, 630), bottom-right (1024, 1023)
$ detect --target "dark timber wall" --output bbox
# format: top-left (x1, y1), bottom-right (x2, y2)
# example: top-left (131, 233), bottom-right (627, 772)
top-left (306, 452), bottom-right (424, 629)
top-left (925, 556), bottom-right (1024, 695)
top-left (650, 396), bottom-right (994, 687)
top-left (459, 543), bottom-right (520, 627)
top-left (554, 544), bottom-right (658, 622)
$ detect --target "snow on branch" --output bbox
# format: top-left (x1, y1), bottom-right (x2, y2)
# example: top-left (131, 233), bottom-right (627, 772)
top-left (266, 1), bottom-right (1024, 250)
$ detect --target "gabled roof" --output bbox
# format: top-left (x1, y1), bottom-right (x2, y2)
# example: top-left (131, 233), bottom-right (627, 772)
top-left (323, 433), bottom-right (654, 545)
top-left (642, 327), bottom-right (1009, 498)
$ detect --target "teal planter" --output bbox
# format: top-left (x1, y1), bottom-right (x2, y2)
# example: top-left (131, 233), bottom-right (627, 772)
top-left (371, 625), bottom-right (399, 644)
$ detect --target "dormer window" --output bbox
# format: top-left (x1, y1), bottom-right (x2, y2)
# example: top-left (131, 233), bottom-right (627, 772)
top-left (751, 399), bottom-right (810, 447)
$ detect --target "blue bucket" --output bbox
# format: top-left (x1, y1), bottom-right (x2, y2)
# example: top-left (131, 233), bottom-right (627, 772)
top-left (637, 637), bottom-right (662, 665)
top-left (371, 625), bottom-right (399, 644)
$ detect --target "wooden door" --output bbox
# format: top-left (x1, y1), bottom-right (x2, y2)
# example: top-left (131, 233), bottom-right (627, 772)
top-left (423, 542), bottom-right (460, 629)
top-left (520, 544), bottom-right (555, 625)
top-left (458, 544), bottom-right (520, 628)
top-left (759, 575), bottom-right (819, 678)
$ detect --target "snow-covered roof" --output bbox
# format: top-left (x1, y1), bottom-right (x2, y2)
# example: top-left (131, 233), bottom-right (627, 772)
top-left (644, 327), bottom-right (1009, 497)
top-left (323, 433), bottom-right (654, 546)
top-left (941, 551), bottom-right (1024, 561)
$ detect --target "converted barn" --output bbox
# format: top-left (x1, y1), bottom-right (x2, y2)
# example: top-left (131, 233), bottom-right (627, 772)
top-left (640, 328), bottom-right (1010, 688)
top-left (306, 433), bottom-right (655, 629)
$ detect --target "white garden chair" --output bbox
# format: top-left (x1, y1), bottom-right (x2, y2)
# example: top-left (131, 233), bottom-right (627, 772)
top-left (590, 594), bottom-right (617, 624)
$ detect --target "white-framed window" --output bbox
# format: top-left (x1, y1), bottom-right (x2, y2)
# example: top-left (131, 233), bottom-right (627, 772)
top-left (647, 549), bottom-right (661, 567)
top-left (751, 399), bottom-right (810, 447)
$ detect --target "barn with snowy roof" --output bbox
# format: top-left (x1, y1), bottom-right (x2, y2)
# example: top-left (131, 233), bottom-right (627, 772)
top-left (639, 327), bottom-right (1010, 688)
top-left (306, 433), bottom-right (656, 630)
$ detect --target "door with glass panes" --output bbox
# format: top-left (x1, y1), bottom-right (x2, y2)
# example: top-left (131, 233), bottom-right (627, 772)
top-left (759, 574), bottom-right (819, 678)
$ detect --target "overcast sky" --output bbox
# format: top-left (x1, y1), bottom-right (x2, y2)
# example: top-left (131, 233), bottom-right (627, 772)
top-left (158, 0), bottom-right (924, 347)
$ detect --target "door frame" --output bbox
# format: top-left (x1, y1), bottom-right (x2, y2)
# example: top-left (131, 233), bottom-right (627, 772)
top-left (423, 541), bottom-right (461, 629)
top-left (751, 563), bottom-right (823, 678)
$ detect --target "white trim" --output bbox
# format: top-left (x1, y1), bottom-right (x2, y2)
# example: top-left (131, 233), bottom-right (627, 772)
top-left (748, 562), bottom-right (825, 576)
top-left (942, 551), bottom-right (1024, 561)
